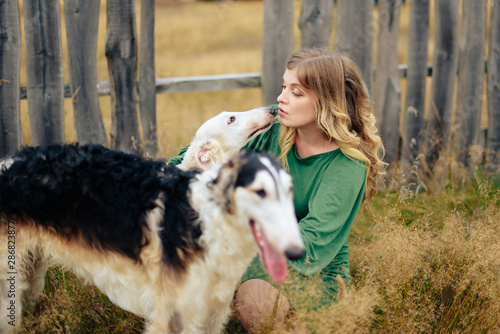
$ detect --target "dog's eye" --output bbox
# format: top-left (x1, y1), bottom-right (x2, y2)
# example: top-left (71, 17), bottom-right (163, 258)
top-left (255, 189), bottom-right (267, 198)
top-left (228, 116), bottom-right (236, 124)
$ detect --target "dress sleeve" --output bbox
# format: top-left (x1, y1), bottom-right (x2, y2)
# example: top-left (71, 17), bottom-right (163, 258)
top-left (243, 117), bottom-right (280, 154)
top-left (289, 156), bottom-right (366, 275)
top-left (167, 145), bottom-right (190, 166)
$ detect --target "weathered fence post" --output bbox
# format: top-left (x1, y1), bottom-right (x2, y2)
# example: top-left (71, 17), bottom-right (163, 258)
top-left (139, 0), bottom-right (158, 157)
top-left (454, 0), bottom-right (487, 175)
top-left (487, 0), bottom-right (500, 168)
top-left (23, 0), bottom-right (65, 146)
top-left (335, 0), bottom-right (374, 92)
top-left (402, 0), bottom-right (429, 169)
top-left (373, 0), bottom-right (402, 165)
top-left (262, 0), bottom-right (293, 106)
top-left (299, 0), bottom-right (333, 49)
top-left (424, 0), bottom-right (460, 174)
top-left (106, 0), bottom-right (141, 154)
top-left (0, 0), bottom-right (23, 157)
top-left (64, 0), bottom-right (108, 147)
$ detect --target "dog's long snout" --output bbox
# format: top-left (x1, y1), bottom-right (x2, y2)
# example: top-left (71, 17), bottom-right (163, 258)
top-left (285, 246), bottom-right (304, 261)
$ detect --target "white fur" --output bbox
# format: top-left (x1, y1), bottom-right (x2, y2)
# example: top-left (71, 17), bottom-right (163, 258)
top-left (177, 107), bottom-right (275, 171)
top-left (0, 159), bottom-right (14, 172)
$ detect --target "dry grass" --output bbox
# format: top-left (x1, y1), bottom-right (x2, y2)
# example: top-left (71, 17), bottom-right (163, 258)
top-left (13, 0), bottom-right (500, 333)
top-left (349, 174), bottom-right (500, 334)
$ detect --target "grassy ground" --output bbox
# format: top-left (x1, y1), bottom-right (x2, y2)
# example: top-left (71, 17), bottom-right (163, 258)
top-left (15, 0), bottom-right (500, 333)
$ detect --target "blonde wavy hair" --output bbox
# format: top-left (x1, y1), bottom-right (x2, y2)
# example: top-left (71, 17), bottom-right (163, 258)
top-left (278, 48), bottom-right (386, 203)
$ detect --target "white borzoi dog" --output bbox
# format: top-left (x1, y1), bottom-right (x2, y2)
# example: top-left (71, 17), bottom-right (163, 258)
top-left (0, 143), bottom-right (303, 333)
top-left (177, 107), bottom-right (275, 171)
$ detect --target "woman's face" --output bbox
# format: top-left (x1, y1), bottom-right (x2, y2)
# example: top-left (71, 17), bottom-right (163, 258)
top-left (277, 69), bottom-right (317, 131)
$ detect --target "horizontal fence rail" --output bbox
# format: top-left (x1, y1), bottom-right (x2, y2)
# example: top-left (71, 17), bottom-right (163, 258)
top-left (18, 64), bottom-right (435, 99)
top-left (19, 73), bottom-right (261, 98)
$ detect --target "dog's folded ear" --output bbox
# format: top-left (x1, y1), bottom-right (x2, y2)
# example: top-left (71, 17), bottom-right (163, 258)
top-left (207, 152), bottom-right (244, 212)
top-left (197, 141), bottom-right (222, 168)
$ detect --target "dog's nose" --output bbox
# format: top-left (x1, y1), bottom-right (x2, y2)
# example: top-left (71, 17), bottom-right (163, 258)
top-left (285, 246), bottom-right (304, 260)
top-left (269, 107), bottom-right (276, 116)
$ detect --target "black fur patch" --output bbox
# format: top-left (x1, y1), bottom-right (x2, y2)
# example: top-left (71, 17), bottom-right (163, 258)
top-left (0, 143), bottom-right (202, 270)
top-left (234, 151), bottom-right (281, 189)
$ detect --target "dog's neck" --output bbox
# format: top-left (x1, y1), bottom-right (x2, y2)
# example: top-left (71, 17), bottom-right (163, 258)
top-left (189, 170), bottom-right (258, 276)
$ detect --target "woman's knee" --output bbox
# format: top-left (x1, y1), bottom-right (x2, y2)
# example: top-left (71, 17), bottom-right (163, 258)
top-left (234, 279), bottom-right (291, 331)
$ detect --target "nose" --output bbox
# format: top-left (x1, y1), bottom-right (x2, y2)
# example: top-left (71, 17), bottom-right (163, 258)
top-left (285, 246), bottom-right (304, 261)
top-left (268, 107), bottom-right (276, 116)
top-left (277, 89), bottom-right (286, 105)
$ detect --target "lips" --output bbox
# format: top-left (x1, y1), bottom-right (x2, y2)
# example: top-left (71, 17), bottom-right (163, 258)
top-left (247, 122), bottom-right (273, 139)
top-left (277, 108), bottom-right (287, 116)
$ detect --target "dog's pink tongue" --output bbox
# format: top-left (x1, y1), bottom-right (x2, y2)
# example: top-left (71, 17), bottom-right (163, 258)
top-left (251, 222), bottom-right (288, 283)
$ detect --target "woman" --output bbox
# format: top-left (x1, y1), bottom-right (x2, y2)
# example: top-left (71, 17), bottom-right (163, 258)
top-left (170, 48), bottom-right (385, 332)
top-left (233, 48), bottom-right (386, 332)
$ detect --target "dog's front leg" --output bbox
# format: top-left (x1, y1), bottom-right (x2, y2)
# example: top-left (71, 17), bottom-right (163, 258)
top-left (144, 309), bottom-right (183, 334)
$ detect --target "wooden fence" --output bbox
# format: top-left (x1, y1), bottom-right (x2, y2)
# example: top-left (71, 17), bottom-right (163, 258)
top-left (0, 0), bottom-right (499, 178)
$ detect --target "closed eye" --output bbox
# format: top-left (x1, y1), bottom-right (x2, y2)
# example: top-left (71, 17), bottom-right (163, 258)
top-left (228, 116), bottom-right (236, 124)
top-left (255, 189), bottom-right (267, 198)
top-left (281, 84), bottom-right (303, 97)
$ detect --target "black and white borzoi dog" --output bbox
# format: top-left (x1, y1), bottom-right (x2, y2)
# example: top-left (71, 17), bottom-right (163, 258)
top-left (0, 144), bottom-right (303, 333)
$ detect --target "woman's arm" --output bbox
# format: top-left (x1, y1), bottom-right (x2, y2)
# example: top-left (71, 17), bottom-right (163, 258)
top-left (167, 145), bottom-right (189, 166)
top-left (290, 155), bottom-right (366, 275)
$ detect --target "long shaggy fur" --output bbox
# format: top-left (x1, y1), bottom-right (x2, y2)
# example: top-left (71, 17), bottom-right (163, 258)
top-left (0, 143), bottom-right (302, 334)
top-left (0, 144), bottom-right (201, 268)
